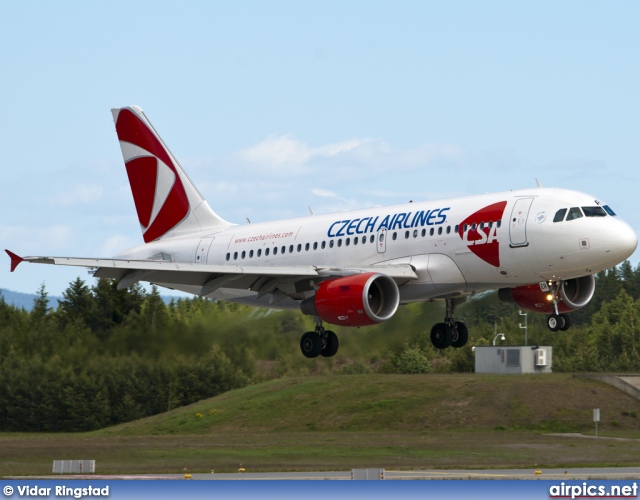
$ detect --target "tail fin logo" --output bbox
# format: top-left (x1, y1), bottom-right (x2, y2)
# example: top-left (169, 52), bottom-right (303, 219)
top-left (458, 201), bottom-right (507, 267)
top-left (115, 108), bottom-right (189, 242)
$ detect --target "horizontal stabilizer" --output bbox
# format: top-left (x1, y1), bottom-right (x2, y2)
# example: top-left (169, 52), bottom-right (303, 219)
top-left (5, 250), bottom-right (24, 272)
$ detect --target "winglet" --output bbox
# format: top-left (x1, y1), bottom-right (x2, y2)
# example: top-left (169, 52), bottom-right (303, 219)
top-left (5, 250), bottom-right (24, 272)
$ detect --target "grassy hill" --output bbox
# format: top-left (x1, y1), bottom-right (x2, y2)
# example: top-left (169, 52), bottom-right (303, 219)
top-left (4, 373), bottom-right (640, 475)
top-left (97, 373), bottom-right (640, 436)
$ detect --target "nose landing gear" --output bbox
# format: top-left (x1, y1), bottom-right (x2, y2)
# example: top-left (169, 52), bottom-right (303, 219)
top-left (544, 281), bottom-right (572, 332)
top-left (547, 312), bottom-right (571, 332)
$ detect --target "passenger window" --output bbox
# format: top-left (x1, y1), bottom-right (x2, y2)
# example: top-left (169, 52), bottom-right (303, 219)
top-left (405, 231), bottom-right (409, 239)
top-left (241, 251), bottom-right (246, 259)
top-left (257, 249), bottom-right (262, 257)
top-left (297, 244), bottom-right (301, 252)
top-left (338, 239), bottom-right (342, 247)
top-left (354, 237), bottom-right (358, 245)
top-left (553, 208), bottom-right (567, 222)
top-left (413, 229), bottom-right (418, 238)
top-left (446, 226), bottom-right (451, 234)
top-left (430, 228), bottom-right (434, 236)
top-left (273, 247), bottom-right (277, 255)
top-left (566, 207), bottom-right (583, 221)
top-left (233, 252), bottom-right (238, 260)
top-left (321, 241), bottom-right (326, 249)
top-left (305, 243), bottom-right (310, 251)
top-left (362, 236), bottom-right (366, 244)
top-left (497, 220), bottom-right (502, 228)
top-left (346, 238), bottom-right (350, 246)
top-left (289, 245), bottom-right (294, 253)
top-left (313, 242), bottom-right (318, 250)
top-left (421, 229), bottom-right (426, 237)
top-left (266, 248), bottom-right (270, 256)
top-left (370, 235), bottom-right (375, 243)
top-left (330, 240), bottom-right (334, 248)
top-left (225, 253), bottom-right (230, 261)
top-left (281, 246), bottom-right (285, 254)
top-left (438, 227), bottom-right (442, 235)
top-left (392, 232), bottom-right (397, 240)
top-left (249, 250), bottom-right (254, 258)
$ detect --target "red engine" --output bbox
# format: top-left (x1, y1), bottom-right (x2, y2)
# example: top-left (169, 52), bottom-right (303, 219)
top-left (498, 274), bottom-right (596, 313)
top-left (300, 272), bottom-right (400, 327)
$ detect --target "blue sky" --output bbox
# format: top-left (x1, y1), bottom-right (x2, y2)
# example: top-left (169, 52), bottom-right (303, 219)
top-left (1, 1), bottom-right (639, 297)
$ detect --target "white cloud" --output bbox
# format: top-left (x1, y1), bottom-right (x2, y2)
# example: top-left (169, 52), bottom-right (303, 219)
top-left (52, 184), bottom-right (103, 206)
top-left (237, 135), bottom-right (379, 176)
top-left (0, 224), bottom-right (75, 252)
top-left (99, 235), bottom-right (139, 257)
top-left (234, 135), bottom-right (464, 180)
top-left (311, 188), bottom-right (338, 198)
top-left (239, 135), bottom-right (312, 167)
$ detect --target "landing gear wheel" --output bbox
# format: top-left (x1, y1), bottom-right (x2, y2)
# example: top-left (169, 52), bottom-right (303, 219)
top-left (450, 322), bottom-right (469, 348)
top-left (559, 313), bottom-right (571, 331)
top-left (547, 314), bottom-right (566, 332)
top-left (321, 331), bottom-right (339, 357)
top-left (430, 323), bottom-right (453, 349)
top-left (300, 331), bottom-right (322, 358)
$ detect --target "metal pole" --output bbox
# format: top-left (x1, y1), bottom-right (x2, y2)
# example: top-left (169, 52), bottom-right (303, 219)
top-left (519, 310), bottom-right (528, 346)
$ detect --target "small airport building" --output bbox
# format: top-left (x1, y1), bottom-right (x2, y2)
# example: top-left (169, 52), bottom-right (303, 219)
top-left (474, 346), bottom-right (552, 374)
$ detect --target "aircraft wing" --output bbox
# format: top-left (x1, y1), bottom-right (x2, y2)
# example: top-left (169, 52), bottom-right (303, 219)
top-left (5, 250), bottom-right (417, 296)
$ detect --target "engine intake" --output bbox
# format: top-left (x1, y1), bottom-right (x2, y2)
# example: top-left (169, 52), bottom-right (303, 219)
top-left (498, 274), bottom-right (596, 313)
top-left (301, 272), bottom-right (400, 327)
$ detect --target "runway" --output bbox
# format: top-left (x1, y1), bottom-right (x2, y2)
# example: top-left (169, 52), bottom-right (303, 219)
top-left (18, 467), bottom-right (640, 481)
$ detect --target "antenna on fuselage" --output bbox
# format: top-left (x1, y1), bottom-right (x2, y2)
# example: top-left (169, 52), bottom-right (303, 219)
top-left (246, 218), bottom-right (251, 224)
top-left (535, 178), bottom-right (542, 188)
top-left (308, 206), bottom-right (315, 216)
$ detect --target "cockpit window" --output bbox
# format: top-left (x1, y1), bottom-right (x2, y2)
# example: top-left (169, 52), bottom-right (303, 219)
top-left (553, 208), bottom-right (567, 223)
top-left (603, 205), bottom-right (616, 216)
top-left (582, 206), bottom-right (607, 217)
top-left (566, 207), bottom-right (583, 221)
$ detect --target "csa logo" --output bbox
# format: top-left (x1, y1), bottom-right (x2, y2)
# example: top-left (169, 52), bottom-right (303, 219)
top-left (458, 201), bottom-right (507, 267)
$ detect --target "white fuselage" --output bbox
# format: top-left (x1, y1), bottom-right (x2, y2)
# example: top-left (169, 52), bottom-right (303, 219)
top-left (116, 187), bottom-right (637, 308)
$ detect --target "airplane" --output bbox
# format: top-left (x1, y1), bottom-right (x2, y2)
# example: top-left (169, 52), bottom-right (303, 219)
top-left (6, 106), bottom-right (638, 358)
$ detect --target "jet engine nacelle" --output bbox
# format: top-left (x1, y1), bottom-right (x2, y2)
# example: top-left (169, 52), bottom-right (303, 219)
top-left (301, 272), bottom-right (400, 327)
top-left (498, 274), bottom-right (596, 313)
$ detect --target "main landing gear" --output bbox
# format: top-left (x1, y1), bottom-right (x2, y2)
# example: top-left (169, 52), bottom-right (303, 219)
top-left (300, 318), bottom-right (339, 358)
top-left (430, 298), bottom-right (469, 349)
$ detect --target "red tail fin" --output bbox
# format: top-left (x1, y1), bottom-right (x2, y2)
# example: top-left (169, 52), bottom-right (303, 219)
top-left (111, 106), bottom-right (231, 242)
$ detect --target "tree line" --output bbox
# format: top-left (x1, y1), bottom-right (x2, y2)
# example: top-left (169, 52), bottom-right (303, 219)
top-left (1, 261), bottom-right (640, 432)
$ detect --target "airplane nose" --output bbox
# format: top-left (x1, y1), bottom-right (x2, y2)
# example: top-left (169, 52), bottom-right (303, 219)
top-left (602, 221), bottom-right (638, 261)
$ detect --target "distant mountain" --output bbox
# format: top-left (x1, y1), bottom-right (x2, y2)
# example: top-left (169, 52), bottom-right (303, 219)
top-left (0, 289), bottom-right (62, 310)
top-left (0, 289), bottom-right (178, 311)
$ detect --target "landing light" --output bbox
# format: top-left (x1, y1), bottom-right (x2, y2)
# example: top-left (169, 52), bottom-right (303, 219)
top-left (546, 294), bottom-right (554, 301)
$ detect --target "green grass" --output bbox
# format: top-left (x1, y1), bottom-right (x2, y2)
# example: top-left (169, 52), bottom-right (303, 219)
top-left (3, 373), bottom-right (640, 475)
top-left (95, 373), bottom-right (640, 436)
